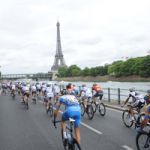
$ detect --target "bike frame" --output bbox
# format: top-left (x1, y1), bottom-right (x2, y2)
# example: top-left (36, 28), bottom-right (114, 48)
top-left (53, 119), bottom-right (76, 145)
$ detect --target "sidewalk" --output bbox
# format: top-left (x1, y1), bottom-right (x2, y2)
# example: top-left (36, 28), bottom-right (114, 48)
top-left (102, 100), bottom-right (125, 111)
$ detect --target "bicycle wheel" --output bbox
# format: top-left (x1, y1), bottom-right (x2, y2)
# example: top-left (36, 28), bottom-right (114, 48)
top-left (92, 102), bottom-right (97, 113)
top-left (136, 132), bottom-right (150, 150)
top-left (72, 139), bottom-right (81, 150)
top-left (12, 94), bottom-right (15, 100)
top-left (65, 139), bottom-right (81, 150)
top-left (61, 130), bottom-right (69, 150)
top-left (122, 110), bottom-right (133, 128)
top-left (87, 104), bottom-right (94, 120)
top-left (32, 98), bottom-right (36, 104)
top-left (136, 113), bottom-right (145, 128)
top-left (80, 103), bottom-right (85, 116)
top-left (49, 104), bottom-right (53, 117)
top-left (25, 102), bottom-right (29, 110)
top-left (98, 103), bottom-right (106, 116)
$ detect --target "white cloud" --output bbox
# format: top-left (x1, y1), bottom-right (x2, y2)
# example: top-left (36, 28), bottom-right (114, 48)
top-left (0, 0), bottom-right (150, 74)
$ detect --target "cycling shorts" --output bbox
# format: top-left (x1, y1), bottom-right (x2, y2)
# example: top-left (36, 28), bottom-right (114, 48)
top-left (62, 106), bottom-right (81, 128)
top-left (93, 91), bottom-right (103, 98)
top-left (24, 92), bottom-right (30, 98)
top-left (131, 101), bottom-right (145, 109)
top-left (32, 91), bottom-right (36, 95)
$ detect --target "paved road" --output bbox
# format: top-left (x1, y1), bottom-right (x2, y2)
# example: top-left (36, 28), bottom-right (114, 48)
top-left (0, 94), bottom-right (138, 150)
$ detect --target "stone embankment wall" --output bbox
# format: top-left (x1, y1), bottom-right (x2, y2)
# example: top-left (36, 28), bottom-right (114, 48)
top-left (56, 75), bottom-right (150, 82)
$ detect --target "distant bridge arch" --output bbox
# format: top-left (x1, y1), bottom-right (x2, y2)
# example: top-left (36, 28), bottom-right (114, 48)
top-left (0, 72), bottom-right (55, 81)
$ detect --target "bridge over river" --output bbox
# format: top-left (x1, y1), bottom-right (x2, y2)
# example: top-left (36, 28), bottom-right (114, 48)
top-left (0, 72), bottom-right (57, 80)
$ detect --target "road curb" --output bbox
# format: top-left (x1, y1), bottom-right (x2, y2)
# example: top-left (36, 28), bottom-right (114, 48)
top-left (105, 104), bottom-right (124, 111)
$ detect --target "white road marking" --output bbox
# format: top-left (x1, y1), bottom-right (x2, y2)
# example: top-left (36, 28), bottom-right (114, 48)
top-left (81, 122), bottom-right (103, 135)
top-left (122, 145), bottom-right (134, 150)
top-left (39, 100), bottom-right (43, 103)
top-left (58, 110), bottom-right (103, 135)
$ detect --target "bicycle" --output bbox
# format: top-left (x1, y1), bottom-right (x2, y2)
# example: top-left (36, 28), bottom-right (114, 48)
top-left (11, 90), bottom-right (16, 99)
top-left (31, 92), bottom-right (37, 104)
top-left (53, 118), bottom-right (81, 150)
top-left (136, 127), bottom-right (150, 150)
top-left (79, 97), bottom-right (94, 120)
top-left (46, 99), bottom-right (54, 117)
top-left (122, 104), bottom-right (144, 128)
top-left (2, 88), bottom-right (7, 95)
top-left (23, 93), bottom-right (29, 110)
top-left (92, 97), bottom-right (106, 116)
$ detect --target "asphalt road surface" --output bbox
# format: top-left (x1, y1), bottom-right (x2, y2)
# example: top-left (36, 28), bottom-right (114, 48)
top-left (0, 94), bottom-right (138, 150)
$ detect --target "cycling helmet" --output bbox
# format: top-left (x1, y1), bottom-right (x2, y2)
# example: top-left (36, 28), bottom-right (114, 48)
top-left (129, 87), bottom-right (135, 92)
top-left (82, 84), bottom-right (86, 87)
top-left (66, 83), bottom-right (72, 89)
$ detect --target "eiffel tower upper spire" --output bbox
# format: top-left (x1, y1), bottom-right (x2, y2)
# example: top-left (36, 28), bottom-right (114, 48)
top-left (51, 22), bottom-right (67, 71)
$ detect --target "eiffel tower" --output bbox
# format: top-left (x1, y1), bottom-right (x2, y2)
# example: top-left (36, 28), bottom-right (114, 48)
top-left (51, 22), bottom-right (67, 71)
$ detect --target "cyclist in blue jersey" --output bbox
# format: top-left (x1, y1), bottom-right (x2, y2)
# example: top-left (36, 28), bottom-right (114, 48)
top-left (54, 94), bottom-right (81, 144)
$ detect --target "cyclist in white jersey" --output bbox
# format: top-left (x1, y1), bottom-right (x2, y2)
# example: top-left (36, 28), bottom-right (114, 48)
top-left (11, 84), bottom-right (16, 96)
top-left (52, 84), bottom-right (60, 101)
top-left (41, 83), bottom-right (46, 96)
top-left (80, 84), bottom-right (92, 107)
top-left (45, 84), bottom-right (54, 110)
top-left (36, 83), bottom-right (41, 95)
top-left (22, 84), bottom-right (30, 102)
top-left (122, 88), bottom-right (145, 121)
top-left (31, 84), bottom-right (37, 100)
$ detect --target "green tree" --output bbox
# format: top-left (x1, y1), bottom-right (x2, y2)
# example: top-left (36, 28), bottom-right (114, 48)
top-left (58, 67), bottom-right (68, 77)
top-left (67, 65), bottom-right (81, 77)
top-left (108, 60), bottom-right (124, 77)
top-left (81, 67), bottom-right (90, 76)
top-left (139, 56), bottom-right (150, 77)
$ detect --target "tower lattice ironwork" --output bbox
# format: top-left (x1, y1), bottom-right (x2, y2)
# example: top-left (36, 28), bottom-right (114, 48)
top-left (51, 22), bottom-right (67, 71)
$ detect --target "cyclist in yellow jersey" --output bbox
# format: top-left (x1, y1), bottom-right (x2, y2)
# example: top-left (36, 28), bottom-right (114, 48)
top-left (138, 90), bottom-right (150, 130)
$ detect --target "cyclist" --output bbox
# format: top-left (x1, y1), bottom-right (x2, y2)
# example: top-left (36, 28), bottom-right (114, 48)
top-left (92, 83), bottom-right (103, 104)
top-left (45, 84), bottom-right (54, 111)
top-left (22, 83), bottom-right (30, 103)
top-left (11, 83), bottom-right (16, 96)
top-left (52, 83), bottom-right (60, 102)
top-left (80, 84), bottom-right (92, 107)
top-left (73, 85), bottom-right (79, 96)
top-left (54, 94), bottom-right (81, 144)
top-left (2, 82), bottom-right (7, 94)
top-left (66, 83), bottom-right (75, 95)
top-left (41, 83), bottom-right (47, 96)
top-left (31, 83), bottom-right (37, 101)
top-left (137, 90), bottom-right (150, 131)
top-left (36, 82), bottom-right (41, 96)
top-left (122, 88), bottom-right (145, 121)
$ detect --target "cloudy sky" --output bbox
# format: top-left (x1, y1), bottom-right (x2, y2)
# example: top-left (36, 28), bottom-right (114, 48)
top-left (0, 0), bottom-right (150, 74)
